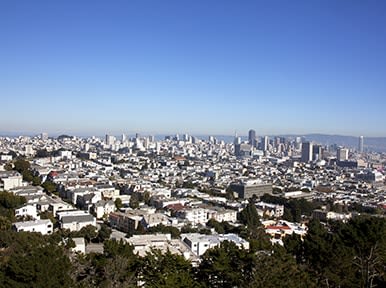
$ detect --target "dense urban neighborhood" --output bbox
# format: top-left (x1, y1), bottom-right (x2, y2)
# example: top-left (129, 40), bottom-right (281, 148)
top-left (1, 132), bottom-right (385, 287)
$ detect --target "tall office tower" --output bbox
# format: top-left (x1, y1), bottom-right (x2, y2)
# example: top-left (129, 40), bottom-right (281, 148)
top-left (301, 142), bottom-right (313, 162)
top-left (121, 133), bottom-right (126, 143)
top-left (40, 132), bottom-right (48, 141)
top-left (105, 134), bottom-right (115, 146)
top-left (358, 136), bottom-right (364, 153)
top-left (262, 136), bottom-right (269, 151)
top-left (248, 129), bottom-right (256, 147)
top-left (209, 135), bottom-right (215, 143)
top-left (337, 147), bottom-right (349, 161)
top-left (183, 134), bottom-right (189, 142)
top-left (313, 144), bottom-right (323, 161)
top-left (149, 135), bottom-right (155, 142)
top-left (234, 136), bottom-right (241, 145)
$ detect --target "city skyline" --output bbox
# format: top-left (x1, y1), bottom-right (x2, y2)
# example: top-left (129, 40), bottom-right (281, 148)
top-left (2, 1), bottom-right (386, 136)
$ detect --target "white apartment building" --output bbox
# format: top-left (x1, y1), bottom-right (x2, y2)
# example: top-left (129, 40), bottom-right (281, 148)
top-left (0, 171), bottom-right (23, 190)
top-left (15, 204), bottom-right (39, 220)
top-left (181, 233), bottom-right (249, 257)
top-left (178, 208), bottom-right (208, 226)
top-left (13, 219), bottom-right (53, 235)
top-left (207, 208), bottom-right (237, 223)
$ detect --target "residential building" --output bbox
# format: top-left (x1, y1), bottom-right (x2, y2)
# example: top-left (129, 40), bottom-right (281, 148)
top-left (15, 204), bottom-right (39, 220)
top-left (230, 181), bottom-right (272, 199)
top-left (13, 219), bottom-right (53, 235)
top-left (0, 171), bottom-right (23, 190)
top-left (181, 233), bottom-right (249, 257)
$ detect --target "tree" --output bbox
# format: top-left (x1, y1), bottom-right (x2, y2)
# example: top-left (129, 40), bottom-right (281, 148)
top-left (129, 194), bottom-right (139, 209)
top-left (96, 223), bottom-right (112, 243)
top-left (41, 180), bottom-right (57, 194)
top-left (74, 225), bottom-right (98, 243)
top-left (250, 246), bottom-right (316, 288)
top-left (13, 158), bottom-right (30, 173)
top-left (238, 201), bottom-right (260, 229)
top-left (198, 241), bottom-right (254, 288)
top-left (140, 249), bottom-right (199, 288)
top-left (0, 231), bottom-right (73, 287)
top-left (114, 197), bottom-right (123, 210)
top-left (337, 216), bottom-right (386, 288)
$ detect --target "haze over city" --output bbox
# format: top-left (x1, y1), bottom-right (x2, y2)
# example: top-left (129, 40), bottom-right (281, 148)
top-left (2, 0), bottom-right (386, 136)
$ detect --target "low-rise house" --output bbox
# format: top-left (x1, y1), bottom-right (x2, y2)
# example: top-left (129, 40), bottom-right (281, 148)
top-left (181, 233), bottom-right (249, 257)
top-left (57, 210), bottom-right (96, 232)
top-left (13, 219), bottom-right (53, 235)
top-left (92, 200), bottom-right (115, 219)
top-left (207, 207), bottom-right (237, 223)
top-left (263, 220), bottom-right (307, 245)
top-left (177, 208), bottom-right (208, 226)
top-left (72, 237), bottom-right (86, 254)
top-left (48, 201), bottom-right (74, 215)
top-left (125, 233), bottom-right (198, 262)
top-left (15, 204), bottom-right (39, 220)
top-left (141, 213), bottom-right (170, 229)
top-left (0, 171), bottom-right (23, 190)
top-left (95, 183), bottom-right (120, 199)
top-left (255, 202), bottom-right (284, 218)
top-left (76, 193), bottom-right (102, 211)
top-left (109, 211), bottom-right (143, 233)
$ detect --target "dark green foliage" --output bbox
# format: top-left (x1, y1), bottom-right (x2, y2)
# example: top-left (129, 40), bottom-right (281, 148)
top-left (0, 191), bottom-right (26, 209)
top-left (96, 223), bottom-right (112, 243)
top-left (261, 194), bottom-right (318, 222)
top-left (146, 224), bottom-right (181, 238)
top-left (41, 180), bottom-right (57, 194)
top-left (129, 193), bottom-right (139, 209)
top-left (238, 201), bottom-right (260, 228)
top-left (114, 197), bottom-right (123, 209)
top-left (13, 158), bottom-right (30, 173)
top-left (198, 240), bottom-right (255, 288)
top-left (0, 231), bottom-right (73, 287)
top-left (0, 191), bottom-right (26, 228)
top-left (72, 225), bottom-right (98, 243)
top-left (140, 249), bottom-right (200, 288)
top-left (285, 216), bottom-right (386, 288)
top-left (251, 247), bottom-right (316, 288)
top-left (13, 158), bottom-right (41, 186)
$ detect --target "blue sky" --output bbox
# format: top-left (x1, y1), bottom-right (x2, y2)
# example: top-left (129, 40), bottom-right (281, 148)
top-left (1, 0), bottom-right (386, 137)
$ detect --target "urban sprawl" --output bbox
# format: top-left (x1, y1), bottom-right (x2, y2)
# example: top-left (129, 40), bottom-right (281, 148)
top-left (0, 130), bottom-right (385, 260)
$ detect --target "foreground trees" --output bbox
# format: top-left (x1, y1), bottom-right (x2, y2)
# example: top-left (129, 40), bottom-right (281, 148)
top-left (1, 215), bottom-right (385, 287)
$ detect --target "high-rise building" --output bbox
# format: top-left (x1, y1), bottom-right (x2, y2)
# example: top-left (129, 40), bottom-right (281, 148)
top-left (105, 134), bottom-right (115, 146)
top-left (301, 142), bottom-right (313, 162)
top-left (337, 147), bottom-right (349, 161)
top-left (248, 129), bottom-right (256, 147)
top-left (261, 136), bottom-right (269, 151)
top-left (358, 136), bottom-right (364, 153)
top-left (40, 132), bottom-right (48, 141)
top-left (312, 144), bottom-right (323, 161)
top-left (121, 133), bottom-right (126, 143)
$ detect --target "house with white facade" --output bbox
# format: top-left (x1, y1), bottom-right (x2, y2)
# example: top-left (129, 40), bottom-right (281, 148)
top-left (92, 200), bottom-right (115, 219)
top-left (15, 204), bottom-right (39, 220)
top-left (177, 207), bottom-right (208, 226)
top-left (181, 233), bottom-right (249, 257)
top-left (125, 233), bottom-right (198, 262)
top-left (0, 171), bottom-right (23, 190)
top-left (207, 207), bottom-right (237, 223)
top-left (13, 219), bottom-right (53, 235)
top-left (57, 210), bottom-right (96, 232)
